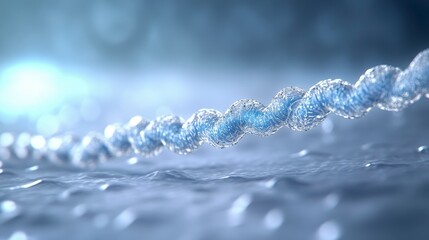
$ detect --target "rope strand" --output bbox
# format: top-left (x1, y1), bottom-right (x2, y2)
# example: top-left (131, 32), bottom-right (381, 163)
top-left (1, 49), bottom-right (428, 168)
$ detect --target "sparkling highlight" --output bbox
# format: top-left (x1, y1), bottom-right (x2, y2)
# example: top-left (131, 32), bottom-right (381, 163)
top-left (1, 49), bottom-right (428, 167)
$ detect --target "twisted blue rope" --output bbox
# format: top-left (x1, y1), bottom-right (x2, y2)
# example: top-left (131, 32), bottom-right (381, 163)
top-left (2, 49), bottom-right (429, 167)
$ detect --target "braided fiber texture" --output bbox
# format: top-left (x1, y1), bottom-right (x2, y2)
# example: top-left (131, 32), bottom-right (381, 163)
top-left (1, 49), bottom-right (429, 167)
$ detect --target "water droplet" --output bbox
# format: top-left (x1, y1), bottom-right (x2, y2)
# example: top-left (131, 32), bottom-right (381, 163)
top-left (417, 146), bottom-right (429, 154)
top-left (228, 194), bottom-right (252, 226)
top-left (127, 157), bottom-right (139, 165)
top-left (114, 209), bottom-right (136, 230)
top-left (316, 220), bottom-right (341, 240)
top-left (229, 194), bottom-right (252, 214)
top-left (99, 183), bottom-right (110, 191)
top-left (47, 137), bottom-right (62, 151)
top-left (0, 133), bottom-right (14, 147)
top-left (263, 178), bottom-right (277, 188)
top-left (0, 200), bottom-right (20, 222)
top-left (291, 149), bottom-right (309, 158)
top-left (323, 193), bottom-right (340, 209)
top-left (14, 133), bottom-right (31, 159)
top-left (9, 231), bottom-right (28, 240)
top-left (72, 204), bottom-right (87, 217)
top-left (25, 165), bottom-right (39, 172)
top-left (264, 208), bottom-right (284, 230)
top-left (1, 200), bottom-right (18, 214)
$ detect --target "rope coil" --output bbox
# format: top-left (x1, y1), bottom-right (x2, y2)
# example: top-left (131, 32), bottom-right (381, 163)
top-left (1, 49), bottom-right (428, 167)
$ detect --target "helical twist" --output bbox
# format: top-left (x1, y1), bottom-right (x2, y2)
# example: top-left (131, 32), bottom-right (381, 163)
top-left (1, 49), bottom-right (428, 167)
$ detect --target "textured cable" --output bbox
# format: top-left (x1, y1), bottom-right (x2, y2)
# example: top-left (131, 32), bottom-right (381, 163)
top-left (1, 49), bottom-right (428, 167)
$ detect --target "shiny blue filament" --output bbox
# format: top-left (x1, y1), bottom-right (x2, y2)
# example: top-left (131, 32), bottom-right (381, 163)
top-left (1, 49), bottom-right (429, 168)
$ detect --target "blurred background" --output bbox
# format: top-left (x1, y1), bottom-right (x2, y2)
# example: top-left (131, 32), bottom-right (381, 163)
top-left (1, 1), bottom-right (429, 240)
top-left (1, 0), bottom-right (429, 135)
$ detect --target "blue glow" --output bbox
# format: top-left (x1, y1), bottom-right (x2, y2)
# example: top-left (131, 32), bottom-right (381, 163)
top-left (0, 61), bottom-right (88, 118)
